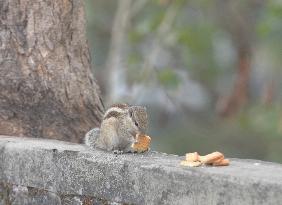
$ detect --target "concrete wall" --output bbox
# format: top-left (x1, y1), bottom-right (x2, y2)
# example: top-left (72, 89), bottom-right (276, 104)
top-left (0, 136), bottom-right (282, 205)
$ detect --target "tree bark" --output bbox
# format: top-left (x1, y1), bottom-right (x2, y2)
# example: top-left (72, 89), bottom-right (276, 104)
top-left (217, 49), bottom-right (251, 117)
top-left (216, 0), bottom-right (264, 117)
top-left (0, 0), bottom-right (104, 142)
top-left (105, 0), bottom-right (132, 103)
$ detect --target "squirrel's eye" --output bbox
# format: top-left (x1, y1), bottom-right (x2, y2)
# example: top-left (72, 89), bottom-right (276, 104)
top-left (135, 122), bottom-right (139, 127)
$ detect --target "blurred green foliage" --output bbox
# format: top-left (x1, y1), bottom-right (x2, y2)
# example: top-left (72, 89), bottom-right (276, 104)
top-left (157, 68), bottom-right (180, 89)
top-left (85, 0), bottom-right (282, 163)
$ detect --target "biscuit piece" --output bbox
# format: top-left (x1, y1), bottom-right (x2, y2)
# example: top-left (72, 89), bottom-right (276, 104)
top-left (131, 134), bottom-right (151, 153)
top-left (212, 158), bottom-right (230, 166)
top-left (199, 151), bottom-right (224, 164)
top-left (180, 160), bottom-right (202, 167)
top-left (185, 152), bottom-right (199, 162)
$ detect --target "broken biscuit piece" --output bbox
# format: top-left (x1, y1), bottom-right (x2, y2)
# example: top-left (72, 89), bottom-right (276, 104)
top-left (185, 152), bottom-right (199, 162)
top-left (181, 151), bottom-right (230, 167)
top-left (180, 160), bottom-right (202, 167)
top-left (198, 151), bottom-right (224, 164)
top-left (212, 158), bottom-right (230, 166)
top-left (131, 134), bottom-right (151, 153)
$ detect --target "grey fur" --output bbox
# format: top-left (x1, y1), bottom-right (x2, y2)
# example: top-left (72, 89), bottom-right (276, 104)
top-left (84, 128), bottom-right (100, 148)
top-left (104, 110), bottom-right (122, 120)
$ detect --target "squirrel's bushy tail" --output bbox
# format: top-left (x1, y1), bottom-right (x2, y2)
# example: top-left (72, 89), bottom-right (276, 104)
top-left (84, 128), bottom-right (100, 148)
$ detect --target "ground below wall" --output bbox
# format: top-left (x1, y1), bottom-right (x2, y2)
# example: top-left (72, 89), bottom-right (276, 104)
top-left (0, 136), bottom-right (282, 205)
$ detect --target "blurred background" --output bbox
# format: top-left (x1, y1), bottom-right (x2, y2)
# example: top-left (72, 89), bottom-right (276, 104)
top-left (85, 0), bottom-right (282, 163)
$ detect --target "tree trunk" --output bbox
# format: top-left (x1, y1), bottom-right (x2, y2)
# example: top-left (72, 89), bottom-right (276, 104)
top-left (217, 49), bottom-right (251, 117)
top-left (105, 0), bottom-right (132, 103)
top-left (216, 0), bottom-right (264, 117)
top-left (0, 0), bottom-right (104, 142)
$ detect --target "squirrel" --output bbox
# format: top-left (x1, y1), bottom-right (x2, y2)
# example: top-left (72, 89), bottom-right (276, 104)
top-left (84, 103), bottom-right (148, 153)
